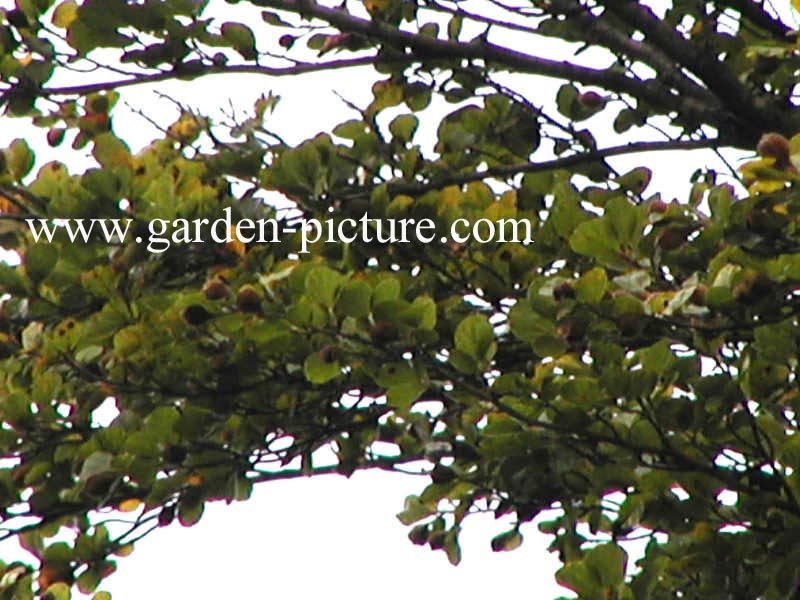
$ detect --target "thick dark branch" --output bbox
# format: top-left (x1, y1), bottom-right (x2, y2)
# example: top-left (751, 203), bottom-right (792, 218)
top-left (598, 0), bottom-right (791, 140)
top-left (379, 137), bottom-right (721, 197)
top-left (549, 0), bottom-right (717, 105)
top-left (256, 0), bottom-right (728, 138)
top-left (720, 0), bottom-right (792, 37)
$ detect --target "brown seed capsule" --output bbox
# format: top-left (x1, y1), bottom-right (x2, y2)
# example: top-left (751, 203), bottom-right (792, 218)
top-left (370, 320), bottom-right (398, 342)
top-left (163, 445), bottom-right (187, 465)
top-left (318, 344), bottom-right (340, 364)
top-left (182, 305), bottom-right (213, 326)
top-left (278, 34), bottom-right (296, 48)
top-left (757, 132), bottom-right (794, 171)
top-left (203, 278), bottom-right (231, 301)
top-left (236, 284), bottom-right (261, 312)
top-left (0, 333), bottom-right (19, 360)
top-left (553, 281), bottom-right (575, 301)
top-left (408, 524), bottom-right (429, 546)
top-left (158, 504), bottom-right (176, 527)
top-left (430, 464), bottom-right (456, 484)
top-left (556, 318), bottom-right (587, 344)
top-left (732, 273), bottom-right (772, 303)
top-left (690, 284), bottom-right (708, 305)
top-left (649, 199), bottom-right (669, 214)
top-left (655, 226), bottom-right (688, 251)
top-left (577, 91), bottom-right (607, 110)
top-left (46, 128), bottom-right (65, 147)
top-left (575, 129), bottom-right (597, 150)
top-left (428, 531), bottom-right (447, 550)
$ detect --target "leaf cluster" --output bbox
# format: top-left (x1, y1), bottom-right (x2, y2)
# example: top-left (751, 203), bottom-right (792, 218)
top-left (2, 1), bottom-right (800, 598)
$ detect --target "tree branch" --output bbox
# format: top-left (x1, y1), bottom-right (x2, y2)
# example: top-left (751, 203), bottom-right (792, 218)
top-left (255, 0), bottom-right (731, 140)
top-left (36, 56), bottom-right (382, 97)
top-left (547, 0), bottom-right (718, 106)
top-left (598, 0), bottom-right (792, 140)
top-left (250, 455), bottom-right (426, 483)
top-left (377, 137), bottom-right (722, 197)
top-left (720, 0), bottom-right (793, 37)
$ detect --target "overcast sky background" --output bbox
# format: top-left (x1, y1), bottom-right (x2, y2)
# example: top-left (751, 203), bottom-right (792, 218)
top-left (0, 1), bottom-right (757, 597)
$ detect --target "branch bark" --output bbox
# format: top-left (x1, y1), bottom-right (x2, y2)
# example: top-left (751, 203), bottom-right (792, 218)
top-left (598, 0), bottom-right (792, 140)
top-left (377, 137), bottom-right (722, 197)
top-left (255, 0), bottom-right (740, 141)
top-left (35, 56), bottom-right (381, 97)
top-left (720, 0), bottom-right (792, 37)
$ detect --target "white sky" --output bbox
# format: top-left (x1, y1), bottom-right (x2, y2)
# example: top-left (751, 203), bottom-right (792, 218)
top-left (0, 1), bottom-right (753, 598)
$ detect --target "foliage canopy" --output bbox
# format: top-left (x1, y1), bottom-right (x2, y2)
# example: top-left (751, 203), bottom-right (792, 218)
top-left (1, 0), bottom-right (800, 598)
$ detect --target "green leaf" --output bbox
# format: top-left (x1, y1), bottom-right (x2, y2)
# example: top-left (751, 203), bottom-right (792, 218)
top-left (92, 133), bottom-right (131, 169)
top-left (387, 377), bottom-right (427, 409)
top-left (304, 351), bottom-right (341, 384)
top-left (556, 84), bottom-right (578, 119)
top-left (24, 243), bottom-right (58, 283)
top-left (574, 267), bottom-right (607, 305)
top-left (454, 313), bottom-right (495, 364)
top-left (586, 543), bottom-right (627, 588)
top-left (44, 583), bottom-right (71, 600)
top-left (336, 280), bottom-right (372, 318)
top-left (403, 82), bottom-right (432, 111)
top-left (549, 179), bottom-right (588, 238)
top-left (396, 495), bottom-right (433, 525)
top-left (178, 493), bottom-right (204, 527)
top-left (409, 296), bottom-right (437, 329)
top-left (522, 170), bottom-right (555, 195)
top-left (389, 114), bottom-right (419, 144)
top-left (557, 543), bottom-right (627, 597)
top-left (556, 560), bottom-right (596, 597)
top-left (615, 166), bottom-right (652, 194)
top-left (508, 302), bottom-right (555, 344)
top-left (613, 107), bottom-right (645, 133)
top-left (605, 196), bottom-right (645, 247)
top-left (76, 567), bottom-right (102, 594)
top-left (569, 219), bottom-right (628, 270)
top-left (79, 451), bottom-right (114, 481)
top-left (305, 266), bottom-right (345, 307)
top-left (638, 340), bottom-right (675, 374)
top-left (221, 22), bottom-right (257, 60)
top-left (376, 362), bottom-right (428, 409)
top-left (491, 530), bottom-right (523, 552)
top-left (4, 139), bottom-right (34, 180)
top-left (613, 270), bottom-right (651, 294)
top-left (52, 0), bottom-right (78, 28)
top-left (373, 277), bottom-right (401, 304)
top-left (370, 78), bottom-right (404, 116)
top-left (447, 14), bottom-right (463, 39)
top-left (444, 529), bottom-right (461, 566)
top-left (261, 10), bottom-right (291, 26)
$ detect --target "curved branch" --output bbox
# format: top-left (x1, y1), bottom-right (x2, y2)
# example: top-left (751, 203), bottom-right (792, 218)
top-left (379, 137), bottom-right (721, 197)
top-left (250, 455), bottom-right (427, 483)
